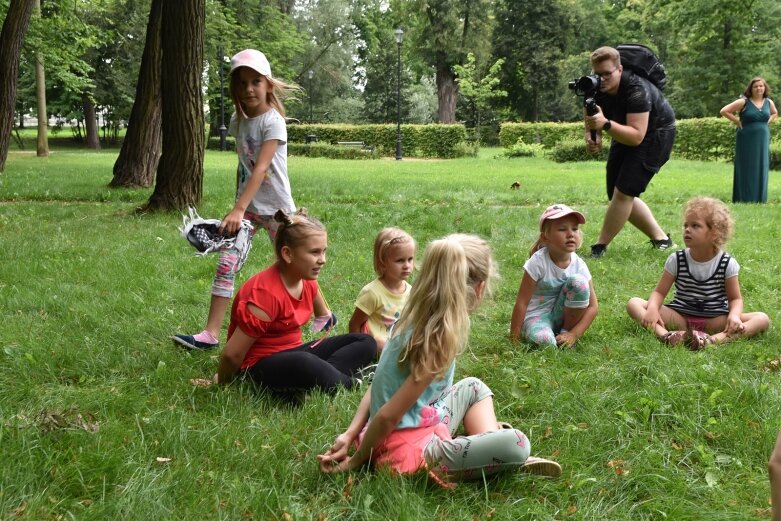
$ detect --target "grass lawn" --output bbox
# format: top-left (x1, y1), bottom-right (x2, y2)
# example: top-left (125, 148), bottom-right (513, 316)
top-left (1, 147), bottom-right (780, 520)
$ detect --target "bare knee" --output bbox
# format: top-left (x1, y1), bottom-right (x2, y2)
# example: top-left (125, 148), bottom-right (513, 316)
top-left (626, 297), bottom-right (646, 318)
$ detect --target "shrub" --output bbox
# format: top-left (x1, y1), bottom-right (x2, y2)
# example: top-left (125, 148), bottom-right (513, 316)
top-left (771, 140), bottom-right (781, 171)
top-left (504, 138), bottom-right (545, 158)
top-left (286, 123), bottom-right (468, 159)
top-left (549, 139), bottom-right (608, 163)
top-left (288, 142), bottom-right (379, 160)
top-left (499, 122), bottom-right (584, 149)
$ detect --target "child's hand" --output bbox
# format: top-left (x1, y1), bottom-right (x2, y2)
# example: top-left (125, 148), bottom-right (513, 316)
top-left (641, 309), bottom-right (662, 330)
top-left (312, 313), bottom-right (338, 333)
top-left (317, 433), bottom-right (353, 473)
top-left (725, 315), bottom-right (745, 336)
top-left (220, 208), bottom-right (245, 236)
top-left (556, 331), bottom-right (578, 348)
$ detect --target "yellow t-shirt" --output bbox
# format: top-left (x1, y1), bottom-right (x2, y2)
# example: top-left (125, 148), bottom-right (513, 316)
top-left (354, 278), bottom-right (411, 342)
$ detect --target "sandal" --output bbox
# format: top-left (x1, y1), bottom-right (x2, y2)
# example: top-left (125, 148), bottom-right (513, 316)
top-left (521, 457), bottom-right (562, 477)
top-left (686, 330), bottom-right (712, 351)
top-left (661, 330), bottom-right (687, 346)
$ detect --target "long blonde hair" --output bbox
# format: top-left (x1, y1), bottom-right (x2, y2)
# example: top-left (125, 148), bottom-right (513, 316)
top-left (395, 234), bottom-right (497, 381)
top-left (229, 70), bottom-right (300, 123)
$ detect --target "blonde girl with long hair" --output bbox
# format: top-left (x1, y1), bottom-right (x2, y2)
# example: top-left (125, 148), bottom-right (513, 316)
top-left (173, 49), bottom-right (300, 350)
top-left (318, 234), bottom-right (561, 485)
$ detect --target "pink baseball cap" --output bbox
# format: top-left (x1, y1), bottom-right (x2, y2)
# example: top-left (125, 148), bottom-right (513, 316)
top-left (539, 204), bottom-right (586, 230)
top-left (229, 49), bottom-right (272, 77)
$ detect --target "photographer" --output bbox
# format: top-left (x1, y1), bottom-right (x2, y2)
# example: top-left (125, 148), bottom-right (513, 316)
top-left (584, 46), bottom-right (676, 258)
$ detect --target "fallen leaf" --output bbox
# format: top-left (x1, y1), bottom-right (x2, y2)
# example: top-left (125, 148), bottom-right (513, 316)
top-left (156, 457), bottom-right (172, 463)
top-left (190, 378), bottom-right (213, 388)
top-left (343, 474), bottom-right (354, 500)
top-left (567, 505), bottom-right (578, 515)
top-left (543, 426), bottom-right (553, 439)
top-left (282, 513), bottom-right (293, 521)
top-left (486, 507), bottom-right (496, 518)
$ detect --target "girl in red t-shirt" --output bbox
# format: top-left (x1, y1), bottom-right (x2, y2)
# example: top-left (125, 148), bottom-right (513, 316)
top-left (214, 210), bottom-right (376, 393)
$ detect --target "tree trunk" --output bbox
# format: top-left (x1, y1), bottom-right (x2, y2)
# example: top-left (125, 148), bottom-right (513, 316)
top-left (436, 54), bottom-right (458, 123)
top-left (35, 51), bottom-right (49, 156)
top-left (0, 0), bottom-right (36, 172)
top-left (34, 0), bottom-right (48, 157)
top-left (83, 93), bottom-right (100, 149)
top-left (110, 0), bottom-right (162, 188)
top-left (145, 0), bottom-right (205, 210)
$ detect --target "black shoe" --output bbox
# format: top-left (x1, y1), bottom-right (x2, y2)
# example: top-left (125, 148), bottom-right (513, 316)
top-left (649, 234), bottom-right (675, 250)
top-left (590, 243), bottom-right (607, 258)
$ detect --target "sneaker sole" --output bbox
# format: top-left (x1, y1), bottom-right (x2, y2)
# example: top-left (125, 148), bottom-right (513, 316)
top-left (171, 336), bottom-right (218, 351)
top-left (522, 458), bottom-right (562, 477)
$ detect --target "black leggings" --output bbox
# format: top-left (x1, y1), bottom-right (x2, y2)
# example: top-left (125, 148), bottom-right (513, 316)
top-left (245, 333), bottom-right (376, 393)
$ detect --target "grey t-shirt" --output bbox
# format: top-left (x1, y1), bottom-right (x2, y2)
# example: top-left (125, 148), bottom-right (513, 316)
top-left (228, 108), bottom-right (295, 216)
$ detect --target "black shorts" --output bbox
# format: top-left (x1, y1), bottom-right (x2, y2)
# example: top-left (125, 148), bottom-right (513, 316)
top-left (606, 126), bottom-right (675, 199)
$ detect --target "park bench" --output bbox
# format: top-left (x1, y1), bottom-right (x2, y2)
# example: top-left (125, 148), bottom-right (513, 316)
top-left (334, 141), bottom-right (374, 153)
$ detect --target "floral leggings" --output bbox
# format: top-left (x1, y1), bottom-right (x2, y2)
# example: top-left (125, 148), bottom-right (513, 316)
top-left (423, 377), bottom-right (531, 481)
top-left (523, 274), bottom-right (590, 346)
top-left (212, 213), bottom-right (279, 298)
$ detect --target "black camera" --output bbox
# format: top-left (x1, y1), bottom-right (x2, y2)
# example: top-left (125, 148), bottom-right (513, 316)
top-left (569, 74), bottom-right (601, 140)
top-left (568, 74), bottom-right (600, 98)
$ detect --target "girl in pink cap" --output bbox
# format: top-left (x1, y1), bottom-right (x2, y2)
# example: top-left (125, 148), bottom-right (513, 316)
top-left (510, 204), bottom-right (599, 347)
top-left (173, 49), bottom-right (300, 350)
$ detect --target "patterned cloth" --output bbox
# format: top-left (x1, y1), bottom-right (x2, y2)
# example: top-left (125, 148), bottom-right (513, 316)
top-left (179, 207), bottom-right (253, 271)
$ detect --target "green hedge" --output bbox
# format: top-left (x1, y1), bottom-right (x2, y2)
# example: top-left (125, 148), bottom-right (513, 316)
top-left (549, 139), bottom-right (608, 163)
top-left (499, 122), bottom-right (584, 149)
top-left (771, 141), bottom-right (781, 171)
top-left (288, 123), bottom-right (469, 158)
top-left (500, 119), bottom-right (781, 162)
top-left (288, 142), bottom-right (379, 160)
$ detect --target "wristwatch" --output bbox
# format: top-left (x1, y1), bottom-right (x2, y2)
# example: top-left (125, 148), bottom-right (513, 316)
top-left (603, 119), bottom-right (612, 131)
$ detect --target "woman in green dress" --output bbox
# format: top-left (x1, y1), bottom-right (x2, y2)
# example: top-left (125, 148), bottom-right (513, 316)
top-left (720, 77), bottom-right (778, 203)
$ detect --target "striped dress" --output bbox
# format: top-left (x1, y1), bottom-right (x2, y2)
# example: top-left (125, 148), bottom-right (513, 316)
top-left (666, 250), bottom-right (732, 317)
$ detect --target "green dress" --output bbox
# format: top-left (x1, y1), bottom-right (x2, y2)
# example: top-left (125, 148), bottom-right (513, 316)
top-left (733, 97), bottom-right (770, 203)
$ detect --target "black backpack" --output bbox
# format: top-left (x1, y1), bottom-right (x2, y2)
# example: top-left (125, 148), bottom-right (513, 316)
top-left (616, 43), bottom-right (667, 90)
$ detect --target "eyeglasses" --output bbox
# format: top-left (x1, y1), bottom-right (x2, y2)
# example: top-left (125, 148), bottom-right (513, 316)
top-left (595, 69), bottom-right (617, 80)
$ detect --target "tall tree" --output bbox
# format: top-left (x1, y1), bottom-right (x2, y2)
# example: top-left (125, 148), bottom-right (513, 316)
top-left (648, 0), bottom-right (781, 117)
top-left (353, 0), bottom-right (413, 123)
top-left (453, 53), bottom-right (506, 141)
top-left (146, 0), bottom-right (205, 210)
top-left (492, 0), bottom-right (569, 121)
top-left (32, 0), bottom-right (48, 156)
top-left (111, 0), bottom-right (162, 188)
top-left (410, 0), bottom-right (493, 123)
top-left (0, 0), bottom-right (35, 172)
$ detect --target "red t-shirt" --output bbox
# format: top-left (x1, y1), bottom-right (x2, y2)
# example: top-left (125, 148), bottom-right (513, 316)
top-left (227, 264), bottom-right (318, 369)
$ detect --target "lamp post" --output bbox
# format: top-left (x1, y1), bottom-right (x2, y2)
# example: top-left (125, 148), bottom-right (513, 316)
top-left (307, 69), bottom-right (314, 123)
top-left (394, 28), bottom-right (403, 160)
top-left (218, 45), bottom-right (227, 151)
